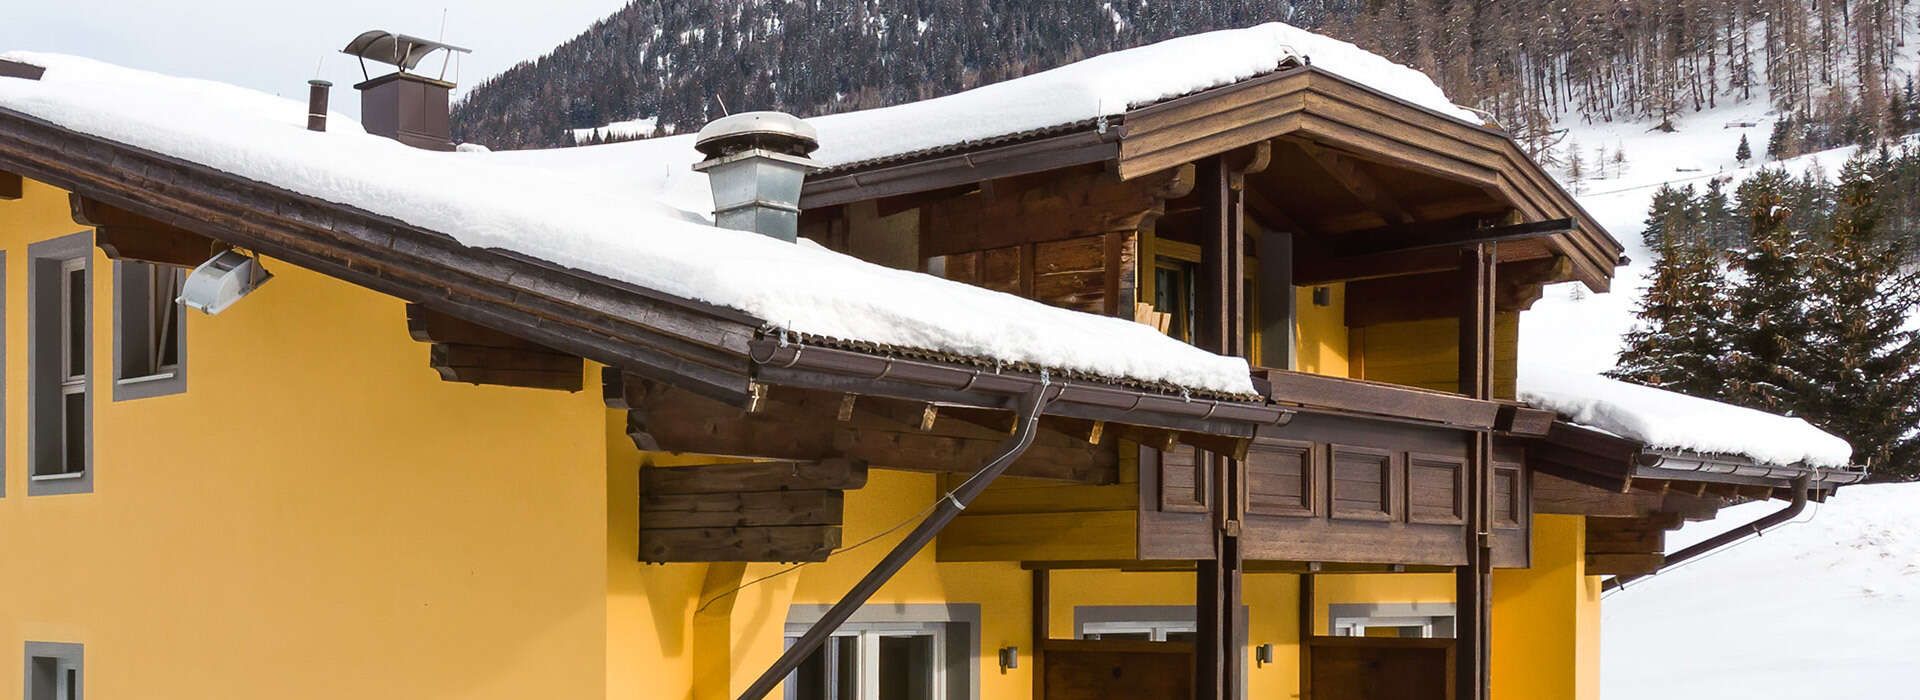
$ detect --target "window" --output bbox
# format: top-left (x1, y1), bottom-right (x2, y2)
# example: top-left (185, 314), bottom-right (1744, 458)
top-left (1326, 603), bottom-right (1456, 639)
top-left (1151, 258), bottom-right (1197, 344)
top-left (24, 641), bottom-right (83, 700)
top-left (112, 261), bottom-right (187, 399)
top-left (1081, 619), bottom-right (1198, 643)
top-left (788, 624), bottom-right (944, 700)
top-left (29, 232), bottom-right (92, 496)
top-left (1147, 238), bottom-right (1261, 358)
top-left (784, 604), bottom-right (975, 700)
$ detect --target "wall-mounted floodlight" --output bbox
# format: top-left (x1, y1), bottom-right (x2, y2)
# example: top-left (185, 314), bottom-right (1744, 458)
top-left (178, 249), bottom-right (272, 315)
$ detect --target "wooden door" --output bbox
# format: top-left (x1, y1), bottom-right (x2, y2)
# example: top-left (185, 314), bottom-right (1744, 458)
top-left (1042, 639), bottom-right (1193, 700)
top-left (1306, 637), bottom-right (1452, 700)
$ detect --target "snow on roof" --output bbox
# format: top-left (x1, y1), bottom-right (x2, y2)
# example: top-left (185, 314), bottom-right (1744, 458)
top-left (1519, 362), bottom-right (1853, 468)
top-left (803, 22), bottom-right (1482, 169)
top-left (0, 52), bottom-right (1254, 395)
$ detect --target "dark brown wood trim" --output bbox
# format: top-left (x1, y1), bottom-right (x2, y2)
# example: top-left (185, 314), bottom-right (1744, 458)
top-left (801, 128), bottom-right (1122, 209)
top-left (0, 106), bottom-right (760, 405)
top-left (0, 169), bottom-right (20, 200)
top-left (1258, 368), bottom-right (1502, 429)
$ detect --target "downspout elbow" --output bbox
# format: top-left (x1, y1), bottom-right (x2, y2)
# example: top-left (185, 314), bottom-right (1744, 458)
top-left (1603, 474), bottom-right (1810, 592)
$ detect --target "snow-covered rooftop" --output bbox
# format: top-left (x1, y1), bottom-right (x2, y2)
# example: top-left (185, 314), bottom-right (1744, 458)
top-left (561, 23), bottom-right (1482, 171)
top-left (0, 51), bottom-right (1262, 395)
top-left (1519, 363), bottom-right (1854, 468)
top-left (0, 24), bottom-right (1485, 398)
top-left (805, 22), bottom-right (1481, 169)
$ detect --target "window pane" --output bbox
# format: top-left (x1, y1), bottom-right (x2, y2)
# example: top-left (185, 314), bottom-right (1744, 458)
top-left (63, 392), bottom-right (85, 474)
top-left (877, 635), bottom-right (935, 700)
top-left (66, 266), bottom-right (86, 378)
top-left (791, 636), bottom-right (857, 700)
top-left (157, 270), bottom-right (182, 369)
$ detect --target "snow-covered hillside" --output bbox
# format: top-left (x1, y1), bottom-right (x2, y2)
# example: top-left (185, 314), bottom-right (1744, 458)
top-left (1525, 53), bottom-right (1920, 699)
top-left (1522, 100), bottom-right (1893, 378)
top-left (1600, 483), bottom-right (1920, 698)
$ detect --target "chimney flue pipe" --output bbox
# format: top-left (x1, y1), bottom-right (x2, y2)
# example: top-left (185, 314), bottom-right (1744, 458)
top-left (692, 111), bottom-right (821, 242)
top-left (307, 80), bottom-right (332, 132)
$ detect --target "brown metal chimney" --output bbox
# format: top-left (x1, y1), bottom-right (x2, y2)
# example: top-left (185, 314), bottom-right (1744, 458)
top-left (340, 30), bottom-right (470, 151)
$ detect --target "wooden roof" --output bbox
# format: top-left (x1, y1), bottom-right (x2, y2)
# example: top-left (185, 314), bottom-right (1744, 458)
top-left (803, 65), bottom-right (1623, 291)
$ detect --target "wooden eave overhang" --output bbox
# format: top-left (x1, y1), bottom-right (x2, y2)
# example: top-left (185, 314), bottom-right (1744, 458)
top-left (801, 65), bottom-right (1624, 291)
top-left (1531, 419), bottom-right (1867, 496)
top-left (0, 105), bottom-right (763, 405)
top-left (0, 96), bottom-right (1541, 448)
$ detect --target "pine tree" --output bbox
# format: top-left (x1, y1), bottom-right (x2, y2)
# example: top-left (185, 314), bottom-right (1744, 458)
top-left (1735, 133), bottom-right (1752, 164)
top-left (1565, 137), bottom-right (1586, 191)
top-left (1803, 151), bottom-right (1920, 478)
top-left (1766, 117), bottom-right (1793, 160)
top-left (1610, 187), bottom-right (1731, 396)
top-left (1721, 168), bottom-right (1819, 414)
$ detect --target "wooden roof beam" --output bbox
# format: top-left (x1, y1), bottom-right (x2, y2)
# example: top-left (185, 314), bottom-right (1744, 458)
top-left (1297, 141), bottom-right (1415, 226)
top-left (0, 170), bottom-right (20, 200)
top-left (71, 193), bottom-right (221, 267)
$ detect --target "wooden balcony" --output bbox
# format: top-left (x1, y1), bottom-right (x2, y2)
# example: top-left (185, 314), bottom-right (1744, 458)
top-left (939, 369), bottom-right (1539, 569)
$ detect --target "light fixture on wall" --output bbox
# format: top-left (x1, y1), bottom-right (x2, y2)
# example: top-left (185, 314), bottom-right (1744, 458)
top-left (1255, 643), bottom-right (1274, 667)
top-left (997, 646), bottom-right (1019, 673)
top-left (178, 249), bottom-right (272, 315)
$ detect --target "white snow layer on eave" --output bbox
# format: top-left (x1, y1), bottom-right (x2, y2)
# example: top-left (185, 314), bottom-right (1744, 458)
top-left (1518, 362), bottom-right (1853, 468)
top-left (803, 22), bottom-right (1482, 168)
top-left (0, 52), bottom-right (1255, 395)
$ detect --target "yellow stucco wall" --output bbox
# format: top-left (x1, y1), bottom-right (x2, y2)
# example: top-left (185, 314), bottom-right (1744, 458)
top-left (1492, 514), bottom-right (1601, 700)
top-left (1294, 284), bottom-right (1349, 377)
top-left (0, 178), bottom-right (610, 699)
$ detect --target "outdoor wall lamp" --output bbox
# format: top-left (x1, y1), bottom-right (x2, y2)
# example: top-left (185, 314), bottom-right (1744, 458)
top-left (997, 646), bottom-right (1019, 672)
top-left (1255, 643), bottom-right (1274, 667)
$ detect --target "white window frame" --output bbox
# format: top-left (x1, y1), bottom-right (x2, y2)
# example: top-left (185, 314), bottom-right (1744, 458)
top-left (784, 621), bottom-right (948, 700)
top-left (1080, 619), bottom-right (1198, 642)
top-left (28, 232), bottom-right (94, 496)
top-left (1326, 602), bottom-right (1456, 639)
top-left (111, 260), bottom-right (187, 400)
top-left (52, 257), bottom-right (88, 477)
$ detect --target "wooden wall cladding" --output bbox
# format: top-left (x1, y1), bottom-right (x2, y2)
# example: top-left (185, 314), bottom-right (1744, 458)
top-left (1157, 444), bottom-right (1211, 513)
top-left (1329, 445), bottom-right (1397, 521)
top-left (1406, 452), bottom-right (1467, 525)
top-left (1140, 412), bottom-right (1534, 568)
top-left (936, 232), bottom-right (1135, 315)
top-left (1245, 439), bottom-right (1315, 517)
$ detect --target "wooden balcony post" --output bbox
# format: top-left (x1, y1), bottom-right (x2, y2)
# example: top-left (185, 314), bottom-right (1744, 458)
top-left (1195, 153), bottom-right (1248, 700)
top-left (1456, 242), bottom-right (1497, 700)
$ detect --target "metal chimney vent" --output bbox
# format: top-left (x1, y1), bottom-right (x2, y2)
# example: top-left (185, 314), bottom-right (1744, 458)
top-left (693, 112), bottom-right (821, 242)
top-left (341, 30), bottom-right (471, 151)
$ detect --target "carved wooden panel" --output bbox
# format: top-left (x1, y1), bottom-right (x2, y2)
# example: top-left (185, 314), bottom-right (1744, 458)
top-left (1405, 452), bottom-right (1466, 525)
top-left (1246, 439), bottom-right (1315, 517)
top-left (1159, 445), bottom-right (1210, 513)
top-left (1329, 445), bottom-right (1396, 521)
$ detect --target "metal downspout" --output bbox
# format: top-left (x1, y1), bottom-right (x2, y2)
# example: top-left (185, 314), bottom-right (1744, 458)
top-left (1602, 474), bottom-right (1811, 592)
top-left (734, 378), bottom-right (1061, 700)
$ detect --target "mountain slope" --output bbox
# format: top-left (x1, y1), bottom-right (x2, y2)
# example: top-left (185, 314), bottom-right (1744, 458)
top-left (454, 1), bottom-right (1913, 150)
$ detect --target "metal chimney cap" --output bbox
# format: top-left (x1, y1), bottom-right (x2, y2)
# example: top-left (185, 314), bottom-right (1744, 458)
top-left (694, 111), bottom-right (820, 158)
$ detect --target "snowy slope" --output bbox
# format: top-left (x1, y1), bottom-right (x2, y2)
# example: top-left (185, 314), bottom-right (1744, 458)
top-left (1601, 483), bottom-right (1920, 699)
top-left (1517, 35), bottom-right (1920, 700)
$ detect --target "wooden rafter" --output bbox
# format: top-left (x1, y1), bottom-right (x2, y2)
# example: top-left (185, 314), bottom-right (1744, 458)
top-left (0, 169), bottom-right (20, 200)
top-left (407, 303), bottom-right (583, 391)
top-left (1296, 141), bottom-right (1415, 226)
top-left (70, 193), bottom-right (220, 267)
top-left (608, 372), bottom-right (1120, 484)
